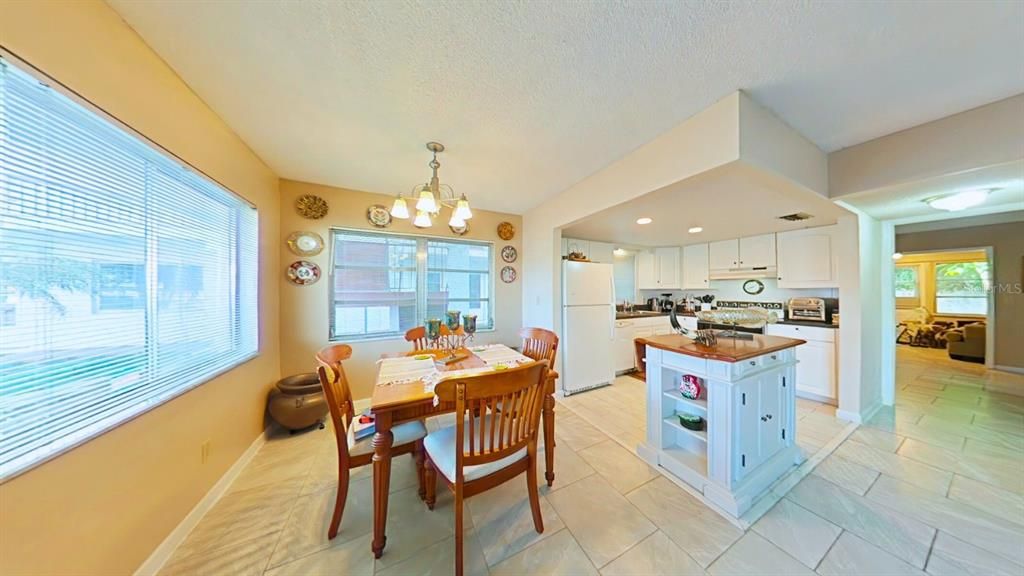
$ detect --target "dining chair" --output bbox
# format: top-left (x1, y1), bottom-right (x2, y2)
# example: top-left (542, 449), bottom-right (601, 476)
top-left (519, 327), bottom-right (559, 486)
top-left (315, 344), bottom-right (427, 540)
top-left (405, 325), bottom-right (465, 351)
top-left (422, 361), bottom-right (549, 576)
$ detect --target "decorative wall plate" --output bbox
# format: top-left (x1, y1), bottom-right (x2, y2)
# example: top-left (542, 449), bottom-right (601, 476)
top-left (500, 266), bottom-right (517, 283)
top-left (497, 221), bottom-right (515, 241)
top-left (501, 245), bottom-right (518, 263)
top-left (366, 204), bottom-right (392, 228)
top-left (286, 231), bottom-right (324, 256)
top-left (449, 221), bottom-right (469, 235)
top-left (287, 260), bottom-right (321, 285)
top-left (295, 194), bottom-right (329, 219)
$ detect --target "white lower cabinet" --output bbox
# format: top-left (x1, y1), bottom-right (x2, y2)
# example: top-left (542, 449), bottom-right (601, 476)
top-left (764, 324), bottom-right (836, 401)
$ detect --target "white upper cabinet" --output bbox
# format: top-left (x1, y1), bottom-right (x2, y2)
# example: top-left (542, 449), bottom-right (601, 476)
top-left (589, 241), bottom-right (614, 264)
top-left (776, 225), bottom-right (838, 288)
top-left (637, 250), bottom-right (658, 289)
top-left (656, 247), bottom-right (680, 289)
top-left (681, 243), bottom-right (710, 289)
top-left (709, 239), bottom-right (740, 271)
top-left (738, 234), bottom-right (776, 269)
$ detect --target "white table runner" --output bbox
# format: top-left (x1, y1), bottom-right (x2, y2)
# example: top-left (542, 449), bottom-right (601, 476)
top-left (375, 356), bottom-right (437, 386)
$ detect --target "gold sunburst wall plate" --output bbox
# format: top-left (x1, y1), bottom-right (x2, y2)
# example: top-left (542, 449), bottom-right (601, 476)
top-left (295, 194), bottom-right (329, 219)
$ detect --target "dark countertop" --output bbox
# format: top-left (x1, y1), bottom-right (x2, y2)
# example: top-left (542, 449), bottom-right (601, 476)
top-left (615, 309), bottom-right (696, 320)
top-left (776, 320), bottom-right (839, 329)
top-left (636, 333), bottom-right (806, 363)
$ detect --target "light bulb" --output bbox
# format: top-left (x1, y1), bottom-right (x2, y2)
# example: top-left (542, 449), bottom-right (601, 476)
top-left (413, 210), bottom-right (432, 228)
top-left (453, 195), bottom-right (473, 220)
top-left (448, 214), bottom-right (466, 228)
top-left (416, 187), bottom-right (438, 213)
top-left (390, 196), bottom-right (409, 219)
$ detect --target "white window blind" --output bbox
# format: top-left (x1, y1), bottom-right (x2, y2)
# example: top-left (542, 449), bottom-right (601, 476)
top-left (330, 230), bottom-right (494, 340)
top-left (0, 58), bottom-right (259, 479)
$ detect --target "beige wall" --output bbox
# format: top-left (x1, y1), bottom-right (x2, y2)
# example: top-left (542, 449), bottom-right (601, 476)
top-left (897, 222), bottom-right (1024, 369)
top-left (894, 250), bottom-right (987, 316)
top-left (279, 180), bottom-right (523, 399)
top-left (0, 2), bottom-right (281, 575)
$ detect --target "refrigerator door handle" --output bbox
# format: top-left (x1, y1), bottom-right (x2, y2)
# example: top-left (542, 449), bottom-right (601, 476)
top-left (609, 273), bottom-right (616, 339)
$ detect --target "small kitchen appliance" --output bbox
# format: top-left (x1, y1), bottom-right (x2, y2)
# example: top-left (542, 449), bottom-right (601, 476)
top-left (786, 297), bottom-right (838, 324)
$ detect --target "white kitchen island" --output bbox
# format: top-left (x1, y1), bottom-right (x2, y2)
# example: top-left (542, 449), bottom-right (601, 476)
top-left (635, 333), bottom-right (805, 518)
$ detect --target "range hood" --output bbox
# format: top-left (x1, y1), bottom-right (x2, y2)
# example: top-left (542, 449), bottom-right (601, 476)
top-left (709, 265), bottom-right (777, 280)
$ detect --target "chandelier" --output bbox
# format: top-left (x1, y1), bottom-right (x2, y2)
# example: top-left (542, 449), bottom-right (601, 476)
top-left (390, 142), bottom-right (472, 228)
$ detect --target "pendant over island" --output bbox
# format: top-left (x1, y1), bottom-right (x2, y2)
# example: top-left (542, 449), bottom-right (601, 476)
top-left (635, 332), bottom-right (806, 519)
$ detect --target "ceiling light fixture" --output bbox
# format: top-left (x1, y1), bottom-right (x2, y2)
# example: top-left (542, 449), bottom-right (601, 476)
top-left (688, 226), bottom-right (703, 234)
top-left (892, 252), bottom-right (904, 260)
top-left (391, 142), bottom-right (472, 228)
top-left (613, 248), bottom-right (627, 256)
top-left (924, 188), bottom-right (995, 212)
top-left (636, 217), bottom-right (653, 225)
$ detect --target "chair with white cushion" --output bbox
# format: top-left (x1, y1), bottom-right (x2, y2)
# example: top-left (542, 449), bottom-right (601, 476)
top-left (422, 361), bottom-right (548, 576)
top-left (315, 344), bottom-right (427, 540)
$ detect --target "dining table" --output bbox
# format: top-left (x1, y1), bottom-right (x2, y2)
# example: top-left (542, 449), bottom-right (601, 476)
top-left (368, 345), bottom-right (557, 558)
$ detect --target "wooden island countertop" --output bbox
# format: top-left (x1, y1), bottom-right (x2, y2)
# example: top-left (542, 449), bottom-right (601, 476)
top-left (635, 333), bottom-right (806, 363)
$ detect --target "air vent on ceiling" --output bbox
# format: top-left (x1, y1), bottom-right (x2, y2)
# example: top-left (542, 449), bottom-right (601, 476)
top-left (777, 212), bottom-right (813, 222)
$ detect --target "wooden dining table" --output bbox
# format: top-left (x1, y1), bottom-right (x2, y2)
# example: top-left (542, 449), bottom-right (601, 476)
top-left (369, 347), bottom-right (557, 558)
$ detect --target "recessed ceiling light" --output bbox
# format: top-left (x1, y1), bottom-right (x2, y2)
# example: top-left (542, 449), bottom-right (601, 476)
top-left (636, 217), bottom-right (652, 225)
top-left (892, 252), bottom-right (904, 260)
top-left (613, 248), bottom-right (627, 256)
top-left (925, 188), bottom-right (995, 212)
top-left (688, 227), bottom-right (703, 234)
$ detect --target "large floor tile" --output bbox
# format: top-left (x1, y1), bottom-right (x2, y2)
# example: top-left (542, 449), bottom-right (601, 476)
top-left (546, 474), bottom-right (656, 568)
top-left (706, 532), bottom-right (813, 576)
top-left (264, 533), bottom-right (374, 576)
top-left (948, 474), bottom-right (1024, 527)
top-left (811, 453), bottom-right (879, 496)
top-left (917, 415), bottom-right (1024, 452)
top-left (849, 427), bottom-right (905, 452)
top-left (375, 529), bottom-right (490, 576)
top-left (865, 418), bottom-right (966, 451)
top-left (373, 485), bottom-right (468, 570)
top-left (751, 498), bottom-right (841, 569)
top-left (896, 437), bottom-right (1024, 494)
top-left (265, 481), bottom-right (373, 569)
top-left (599, 530), bottom-right (706, 576)
top-left (578, 440), bottom-right (658, 495)
top-left (816, 531), bottom-right (925, 576)
top-left (489, 528), bottom-right (598, 576)
top-left (925, 531), bottom-right (1024, 576)
top-left (469, 475), bottom-right (565, 567)
top-left (539, 441), bottom-right (597, 494)
top-left (787, 475), bottom-right (934, 568)
top-left (866, 474), bottom-right (1024, 566)
top-left (626, 476), bottom-right (742, 568)
top-left (159, 532), bottom-right (275, 576)
top-left (834, 440), bottom-right (952, 495)
top-left (555, 412), bottom-right (609, 452)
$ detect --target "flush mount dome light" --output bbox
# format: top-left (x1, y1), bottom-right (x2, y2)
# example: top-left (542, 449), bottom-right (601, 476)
top-left (613, 248), bottom-right (627, 256)
top-left (925, 188), bottom-right (995, 212)
top-left (892, 252), bottom-right (904, 260)
top-left (688, 226), bottom-right (703, 234)
top-left (636, 217), bottom-right (653, 225)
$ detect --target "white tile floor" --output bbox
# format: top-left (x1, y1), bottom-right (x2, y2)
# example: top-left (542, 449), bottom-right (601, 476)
top-left (160, 347), bottom-right (1024, 575)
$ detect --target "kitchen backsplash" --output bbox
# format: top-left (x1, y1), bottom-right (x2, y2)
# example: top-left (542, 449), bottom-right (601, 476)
top-left (637, 278), bottom-right (838, 304)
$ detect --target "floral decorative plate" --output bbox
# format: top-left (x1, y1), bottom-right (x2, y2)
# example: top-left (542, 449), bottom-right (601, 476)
top-left (449, 221), bottom-right (469, 235)
top-left (497, 221), bottom-right (515, 240)
top-left (286, 231), bottom-right (324, 256)
top-left (500, 266), bottom-right (517, 283)
top-left (366, 204), bottom-right (392, 228)
top-left (295, 194), bottom-right (328, 219)
top-left (501, 245), bottom-right (517, 263)
top-left (287, 260), bottom-right (321, 285)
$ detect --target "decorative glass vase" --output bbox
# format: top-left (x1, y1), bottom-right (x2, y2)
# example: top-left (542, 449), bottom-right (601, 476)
top-left (445, 310), bottom-right (461, 332)
top-left (426, 318), bottom-right (442, 341)
top-left (462, 314), bottom-right (477, 335)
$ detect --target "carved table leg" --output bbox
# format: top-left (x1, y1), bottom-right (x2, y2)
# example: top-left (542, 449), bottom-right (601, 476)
top-left (371, 412), bottom-right (394, 559)
top-left (543, 390), bottom-right (555, 487)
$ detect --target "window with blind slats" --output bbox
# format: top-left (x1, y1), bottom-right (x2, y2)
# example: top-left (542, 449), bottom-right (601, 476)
top-left (0, 58), bottom-right (259, 479)
top-left (330, 230), bottom-right (493, 340)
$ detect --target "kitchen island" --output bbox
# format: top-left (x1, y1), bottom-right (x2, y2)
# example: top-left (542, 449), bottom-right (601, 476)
top-left (635, 333), bottom-right (805, 518)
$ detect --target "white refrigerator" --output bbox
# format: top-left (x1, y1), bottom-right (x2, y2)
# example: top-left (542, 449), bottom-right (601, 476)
top-left (561, 260), bottom-right (616, 395)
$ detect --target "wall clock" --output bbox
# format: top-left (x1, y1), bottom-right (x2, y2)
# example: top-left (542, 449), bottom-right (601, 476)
top-left (366, 204), bottom-right (392, 228)
top-left (742, 279), bottom-right (765, 295)
top-left (497, 221), bottom-right (515, 241)
top-left (295, 194), bottom-right (328, 219)
top-left (287, 261), bottom-right (321, 285)
top-left (501, 245), bottom-right (517, 263)
top-left (500, 266), bottom-right (517, 283)
top-left (286, 231), bottom-right (324, 256)
top-left (449, 221), bottom-right (469, 235)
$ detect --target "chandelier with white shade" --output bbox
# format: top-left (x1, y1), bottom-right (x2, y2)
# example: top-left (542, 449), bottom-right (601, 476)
top-left (391, 142), bottom-right (472, 228)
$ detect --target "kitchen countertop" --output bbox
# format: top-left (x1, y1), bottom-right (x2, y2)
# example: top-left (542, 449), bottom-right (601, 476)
top-left (635, 333), bottom-right (805, 363)
top-left (775, 319), bottom-right (839, 329)
top-left (615, 310), bottom-right (696, 320)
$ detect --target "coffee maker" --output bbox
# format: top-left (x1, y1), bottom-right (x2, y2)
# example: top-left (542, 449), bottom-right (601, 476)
top-left (658, 293), bottom-right (675, 313)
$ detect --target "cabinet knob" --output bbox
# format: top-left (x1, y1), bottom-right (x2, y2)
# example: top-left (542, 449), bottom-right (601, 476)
top-left (761, 416), bottom-right (768, 422)
top-left (749, 360), bottom-right (756, 366)
top-left (767, 414), bottom-right (773, 420)
top-left (770, 354), bottom-right (777, 360)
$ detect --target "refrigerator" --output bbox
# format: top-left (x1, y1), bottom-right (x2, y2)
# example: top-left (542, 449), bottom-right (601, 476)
top-left (561, 260), bottom-right (616, 395)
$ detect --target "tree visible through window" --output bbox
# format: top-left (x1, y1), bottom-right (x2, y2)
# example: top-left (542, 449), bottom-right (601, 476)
top-left (894, 265), bottom-right (919, 307)
top-left (935, 261), bottom-right (989, 316)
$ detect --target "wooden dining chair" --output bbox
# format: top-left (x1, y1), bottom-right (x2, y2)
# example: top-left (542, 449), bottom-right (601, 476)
top-left (315, 344), bottom-right (427, 540)
top-left (519, 327), bottom-right (559, 486)
top-left (404, 327), bottom-right (428, 351)
top-left (422, 361), bottom-right (549, 576)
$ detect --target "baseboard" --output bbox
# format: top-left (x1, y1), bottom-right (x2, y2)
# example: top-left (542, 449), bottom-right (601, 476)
top-left (134, 425), bottom-right (275, 576)
top-left (994, 365), bottom-right (1024, 376)
top-left (836, 400), bottom-right (882, 425)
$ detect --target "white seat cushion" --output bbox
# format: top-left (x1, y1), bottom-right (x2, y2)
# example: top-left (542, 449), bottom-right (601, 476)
top-left (349, 420), bottom-right (427, 457)
top-left (423, 415), bottom-right (528, 483)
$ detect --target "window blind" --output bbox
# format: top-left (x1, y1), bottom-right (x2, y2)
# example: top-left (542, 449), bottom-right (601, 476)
top-left (0, 58), bottom-right (259, 479)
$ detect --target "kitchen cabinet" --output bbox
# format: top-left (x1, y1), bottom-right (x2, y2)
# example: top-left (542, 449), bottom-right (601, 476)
top-left (732, 372), bottom-right (788, 483)
top-left (709, 239), bottom-right (739, 271)
top-left (589, 241), bottom-right (614, 264)
top-left (776, 225), bottom-right (838, 288)
top-left (636, 247), bottom-right (679, 289)
top-left (764, 323), bottom-right (836, 401)
top-left (682, 243), bottom-right (710, 289)
top-left (739, 234), bottom-right (776, 268)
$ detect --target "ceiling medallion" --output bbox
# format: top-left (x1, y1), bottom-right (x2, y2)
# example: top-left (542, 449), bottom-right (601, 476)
top-left (390, 142), bottom-right (473, 230)
top-left (295, 194), bottom-right (328, 219)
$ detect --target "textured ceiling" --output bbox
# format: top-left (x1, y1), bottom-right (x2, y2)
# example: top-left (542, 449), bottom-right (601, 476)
top-left (108, 1), bottom-right (1024, 214)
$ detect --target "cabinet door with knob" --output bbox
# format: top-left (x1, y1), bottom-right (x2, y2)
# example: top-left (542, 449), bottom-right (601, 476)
top-left (739, 234), bottom-right (776, 269)
top-left (709, 239), bottom-right (739, 271)
top-left (682, 243), bottom-right (710, 289)
top-left (758, 374), bottom-right (784, 461)
top-left (732, 379), bottom-right (762, 483)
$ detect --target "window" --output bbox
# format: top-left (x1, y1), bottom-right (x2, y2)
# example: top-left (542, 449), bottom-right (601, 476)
top-left (935, 261), bottom-right (989, 316)
top-left (894, 265), bottom-right (920, 308)
top-left (330, 230), bottom-right (493, 340)
top-left (0, 58), bottom-right (258, 479)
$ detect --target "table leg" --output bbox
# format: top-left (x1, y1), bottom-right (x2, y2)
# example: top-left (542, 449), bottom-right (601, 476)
top-left (543, 391), bottom-right (555, 487)
top-left (371, 412), bottom-right (394, 559)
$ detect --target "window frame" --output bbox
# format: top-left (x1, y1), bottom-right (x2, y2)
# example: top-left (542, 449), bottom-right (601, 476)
top-left (894, 264), bottom-right (921, 309)
top-left (327, 227), bottom-right (496, 342)
top-left (933, 259), bottom-right (989, 318)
